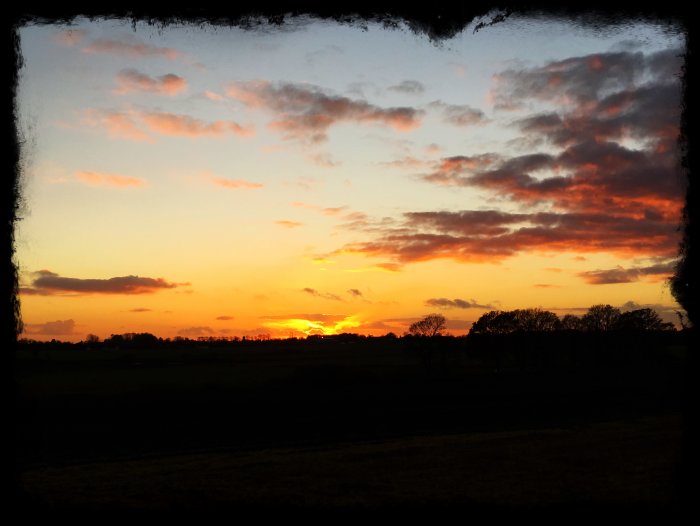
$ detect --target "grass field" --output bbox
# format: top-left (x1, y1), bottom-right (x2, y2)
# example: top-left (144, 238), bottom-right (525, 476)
top-left (14, 342), bottom-right (687, 512)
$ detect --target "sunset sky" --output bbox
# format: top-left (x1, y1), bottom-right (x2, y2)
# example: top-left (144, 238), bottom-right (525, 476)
top-left (15, 15), bottom-right (687, 341)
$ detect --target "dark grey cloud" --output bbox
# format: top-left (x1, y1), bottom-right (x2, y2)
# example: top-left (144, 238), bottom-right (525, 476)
top-left (21, 270), bottom-right (187, 295)
top-left (389, 80), bottom-right (426, 94)
top-left (425, 298), bottom-right (493, 309)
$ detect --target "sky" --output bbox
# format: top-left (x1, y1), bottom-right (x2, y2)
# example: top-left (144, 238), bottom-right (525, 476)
top-left (15, 15), bottom-right (687, 341)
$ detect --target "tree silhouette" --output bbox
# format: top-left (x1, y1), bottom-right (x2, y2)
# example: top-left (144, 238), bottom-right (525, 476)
top-left (408, 314), bottom-right (447, 337)
top-left (561, 314), bottom-right (584, 331)
top-left (617, 308), bottom-right (675, 331)
top-left (581, 304), bottom-right (621, 332)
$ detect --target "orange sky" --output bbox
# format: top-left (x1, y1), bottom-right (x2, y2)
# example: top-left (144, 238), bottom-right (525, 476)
top-left (15, 17), bottom-right (687, 341)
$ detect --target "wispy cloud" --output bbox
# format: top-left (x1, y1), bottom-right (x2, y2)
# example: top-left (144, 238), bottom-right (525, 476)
top-left (302, 287), bottom-right (343, 301)
top-left (275, 220), bottom-right (303, 228)
top-left (82, 37), bottom-right (183, 61)
top-left (211, 176), bottom-right (263, 189)
top-left (84, 108), bottom-right (253, 142)
top-left (227, 80), bottom-right (423, 143)
top-left (178, 326), bottom-right (215, 337)
top-left (83, 109), bottom-right (154, 142)
top-left (23, 319), bottom-right (76, 336)
top-left (216, 315), bottom-right (234, 320)
top-left (114, 69), bottom-right (187, 95)
top-left (428, 100), bottom-right (488, 126)
top-left (74, 171), bottom-right (145, 188)
top-left (425, 298), bottom-right (493, 309)
top-left (140, 111), bottom-right (254, 138)
top-left (389, 80), bottom-right (426, 94)
top-left (20, 270), bottom-right (187, 295)
top-left (577, 261), bottom-right (677, 284)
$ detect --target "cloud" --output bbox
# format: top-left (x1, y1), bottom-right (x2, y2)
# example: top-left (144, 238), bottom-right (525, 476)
top-left (54, 29), bottom-right (88, 46)
top-left (211, 177), bottom-right (263, 189)
top-left (83, 109), bottom-right (154, 142)
top-left (262, 313), bottom-right (348, 323)
top-left (372, 46), bottom-right (685, 268)
top-left (291, 201), bottom-right (348, 216)
top-left (425, 298), bottom-right (493, 309)
top-left (129, 308), bottom-right (153, 312)
top-left (305, 153), bottom-right (340, 167)
top-left (23, 319), bottom-right (76, 336)
top-left (226, 80), bottom-right (423, 143)
top-left (577, 260), bottom-right (677, 284)
top-left (275, 220), bottom-right (303, 228)
top-left (216, 316), bottom-right (234, 320)
top-left (84, 109), bottom-right (253, 142)
top-left (389, 80), bottom-right (426, 94)
top-left (380, 156), bottom-right (433, 170)
top-left (140, 111), bottom-right (254, 138)
top-left (337, 208), bottom-right (681, 264)
top-left (74, 171), bottom-right (145, 188)
top-left (204, 90), bottom-right (225, 101)
top-left (114, 69), bottom-right (187, 95)
top-left (347, 288), bottom-right (363, 298)
top-left (428, 100), bottom-right (488, 126)
top-left (178, 326), bottom-right (215, 337)
top-left (82, 37), bottom-right (183, 60)
top-left (533, 284), bottom-right (560, 288)
top-left (21, 270), bottom-right (186, 295)
top-left (302, 287), bottom-right (343, 301)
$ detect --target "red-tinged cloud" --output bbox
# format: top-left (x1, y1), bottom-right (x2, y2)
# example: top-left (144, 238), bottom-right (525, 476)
top-left (226, 80), bottom-right (423, 142)
top-left (534, 284), bottom-right (560, 288)
top-left (338, 209), bottom-right (681, 264)
top-left (302, 288), bottom-right (343, 301)
top-left (21, 270), bottom-right (187, 295)
top-left (275, 220), bottom-right (303, 228)
top-left (428, 100), bottom-right (488, 126)
top-left (178, 326), bottom-right (215, 337)
top-left (425, 298), bottom-right (493, 309)
top-left (347, 288), bottom-right (363, 298)
top-left (140, 111), bottom-right (254, 138)
top-left (82, 37), bottom-right (183, 60)
top-left (54, 29), bottom-right (88, 46)
top-left (114, 69), bottom-right (187, 95)
top-left (216, 316), bottom-right (234, 320)
top-left (389, 46), bottom-right (685, 269)
top-left (85, 109), bottom-right (253, 142)
top-left (577, 260), bottom-right (677, 284)
top-left (212, 177), bottom-right (263, 189)
top-left (84, 109), bottom-right (154, 142)
top-left (74, 171), bottom-right (145, 188)
top-left (23, 319), bottom-right (76, 336)
top-left (129, 308), bottom-right (153, 312)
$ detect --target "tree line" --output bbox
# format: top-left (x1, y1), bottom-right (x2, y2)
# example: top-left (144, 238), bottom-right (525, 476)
top-left (406, 305), bottom-right (677, 338)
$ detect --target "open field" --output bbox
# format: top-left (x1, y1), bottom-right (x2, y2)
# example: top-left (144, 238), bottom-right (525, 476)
top-left (14, 340), bottom-right (687, 511)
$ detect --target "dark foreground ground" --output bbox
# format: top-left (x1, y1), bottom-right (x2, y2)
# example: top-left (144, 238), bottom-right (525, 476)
top-left (13, 340), bottom-right (688, 513)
